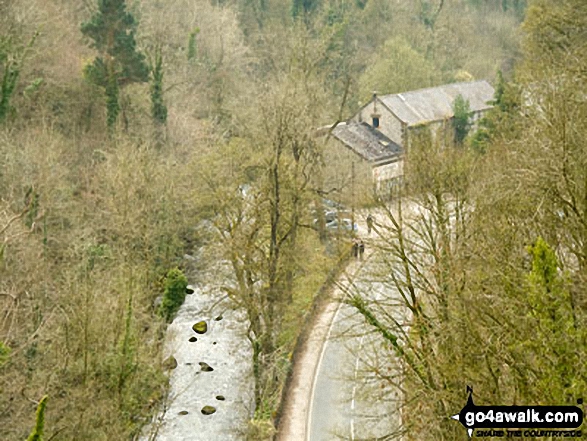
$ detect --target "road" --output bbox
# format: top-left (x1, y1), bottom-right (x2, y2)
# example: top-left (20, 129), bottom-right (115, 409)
top-left (308, 243), bottom-right (407, 441)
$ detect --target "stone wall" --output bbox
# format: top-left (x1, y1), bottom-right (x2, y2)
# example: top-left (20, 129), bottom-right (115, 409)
top-left (352, 99), bottom-right (405, 146)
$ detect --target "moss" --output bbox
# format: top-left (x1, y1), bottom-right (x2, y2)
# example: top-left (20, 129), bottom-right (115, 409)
top-left (192, 321), bottom-right (208, 334)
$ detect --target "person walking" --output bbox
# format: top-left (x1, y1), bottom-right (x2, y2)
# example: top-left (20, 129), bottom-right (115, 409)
top-left (358, 239), bottom-right (365, 260)
top-left (366, 214), bottom-right (374, 235)
top-left (352, 238), bottom-right (359, 258)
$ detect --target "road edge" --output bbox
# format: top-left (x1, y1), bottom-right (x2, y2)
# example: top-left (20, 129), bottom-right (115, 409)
top-left (274, 248), bottom-right (352, 441)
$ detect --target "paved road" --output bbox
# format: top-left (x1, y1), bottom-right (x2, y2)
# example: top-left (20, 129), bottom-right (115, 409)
top-left (308, 245), bottom-right (406, 441)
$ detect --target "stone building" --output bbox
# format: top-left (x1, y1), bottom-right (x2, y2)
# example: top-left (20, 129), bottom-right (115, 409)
top-left (323, 80), bottom-right (495, 203)
top-left (352, 80), bottom-right (495, 147)
top-left (321, 121), bottom-right (402, 205)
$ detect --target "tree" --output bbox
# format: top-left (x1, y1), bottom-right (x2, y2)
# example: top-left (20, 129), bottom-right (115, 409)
top-left (26, 396), bottom-right (48, 441)
top-left (292, 0), bottom-right (321, 20)
top-left (469, 70), bottom-right (521, 153)
top-left (150, 48), bottom-right (167, 127)
top-left (346, 129), bottom-right (476, 439)
top-left (452, 94), bottom-right (471, 145)
top-left (208, 91), bottom-right (320, 419)
top-left (81, 0), bottom-right (149, 129)
top-left (493, 69), bottom-right (506, 110)
top-left (0, 32), bottom-right (38, 123)
top-left (525, 237), bottom-right (584, 401)
top-left (521, 0), bottom-right (587, 77)
top-left (419, 0), bottom-right (445, 30)
top-left (200, 31), bottom-right (331, 430)
top-left (358, 37), bottom-right (440, 102)
top-left (517, 0), bottom-right (587, 282)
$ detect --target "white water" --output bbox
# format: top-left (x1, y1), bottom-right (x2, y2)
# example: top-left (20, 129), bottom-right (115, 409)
top-left (142, 258), bottom-right (254, 441)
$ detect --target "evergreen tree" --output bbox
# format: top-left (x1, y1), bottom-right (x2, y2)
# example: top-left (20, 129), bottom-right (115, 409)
top-left (150, 49), bottom-right (167, 126)
top-left (292, 0), bottom-right (320, 20)
top-left (26, 395), bottom-right (48, 441)
top-left (0, 45), bottom-right (19, 123)
top-left (452, 94), bottom-right (472, 145)
top-left (526, 237), bottom-right (580, 400)
top-left (81, 0), bottom-right (149, 129)
top-left (493, 70), bottom-right (506, 109)
top-left (491, 69), bottom-right (519, 114)
top-left (470, 70), bottom-right (521, 153)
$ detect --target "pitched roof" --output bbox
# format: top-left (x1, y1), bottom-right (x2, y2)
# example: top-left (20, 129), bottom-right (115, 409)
top-left (379, 80), bottom-right (495, 126)
top-left (331, 122), bottom-right (402, 163)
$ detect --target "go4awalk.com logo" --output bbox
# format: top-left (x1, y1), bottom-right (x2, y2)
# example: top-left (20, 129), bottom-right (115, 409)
top-left (450, 386), bottom-right (584, 438)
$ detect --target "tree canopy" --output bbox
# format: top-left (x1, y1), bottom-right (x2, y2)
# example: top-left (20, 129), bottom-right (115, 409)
top-left (81, 0), bottom-right (149, 127)
top-left (359, 36), bottom-right (440, 102)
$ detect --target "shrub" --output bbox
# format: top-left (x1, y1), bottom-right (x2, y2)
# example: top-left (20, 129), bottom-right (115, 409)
top-left (0, 342), bottom-right (10, 367)
top-left (158, 268), bottom-right (188, 322)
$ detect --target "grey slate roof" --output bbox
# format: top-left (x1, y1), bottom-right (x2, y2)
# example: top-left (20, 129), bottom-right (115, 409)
top-left (332, 122), bottom-right (402, 163)
top-left (379, 80), bottom-right (495, 126)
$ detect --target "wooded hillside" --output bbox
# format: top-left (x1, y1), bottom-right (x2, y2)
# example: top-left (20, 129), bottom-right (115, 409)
top-left (3, 0), bottom-right (584, 440)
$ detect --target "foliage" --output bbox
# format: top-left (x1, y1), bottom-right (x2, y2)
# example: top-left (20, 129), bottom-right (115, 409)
top-left (418, 0), bottom-right (445, 30)
top-left (158, 268), bottom-right (188, 322)
top-left (358, 37), bottom-right (440, 101)
top-left (104, 71), bottom-right (120, 128)
top-left (526, 237), bottom-right (567, 323)
top-left (493, 69), bottom-right (506, 109)
top-left (150, 48), bottom-right (167, 126)
top-left (81, 0), bottom-right (149, 86)
top-left (26, 395), bottom-right (48, 441)
top-left (0, 341), bottom-right (10, 367)
top-left (521, 0), bottom-right (587, 77)
top-left (292, 0), bottom-right (321, 19)
top-left (0, 132), bottom-right (196, 440)
top-left (525, 237), bottom-right (583, 401)
top-left (0, 46), bottom-right (19, 122)
top-left (187, 28), bottom-right (200, 61)
top-left (24, 186), bottom-right (40, 228)
top-left (246, 418), bottom-right (276, 440)
top-left (348, 2), bottom-right (587, 440)
top-left (469, 124), bottom-right (491, 153)
top-left (0, 0), bottom-right (532, 439)
top-left (81, 0), bottom-right (149, 128)
top-left (467, 0), bottom-right (527, 19)
top-left (470, 70), bottom-right (521, 153)
top-left (452, 93), bottom-right (472, 145)
top-left (0, 32), bottom-right (38, 123)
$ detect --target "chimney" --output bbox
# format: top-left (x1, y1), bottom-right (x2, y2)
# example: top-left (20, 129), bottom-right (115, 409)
top-left (371, 91), bottom-right (380, 129)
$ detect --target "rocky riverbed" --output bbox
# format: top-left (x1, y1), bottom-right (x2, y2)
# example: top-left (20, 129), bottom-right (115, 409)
top-left (141, 257), bottom-right (254, 441)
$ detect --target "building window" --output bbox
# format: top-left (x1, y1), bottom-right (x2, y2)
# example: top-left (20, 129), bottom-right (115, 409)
top-left (372, 117), bottom-right (380, 128)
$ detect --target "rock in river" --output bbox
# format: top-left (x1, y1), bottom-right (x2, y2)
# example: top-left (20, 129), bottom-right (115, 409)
top-left (192, 321), bottom-right (208, 334)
